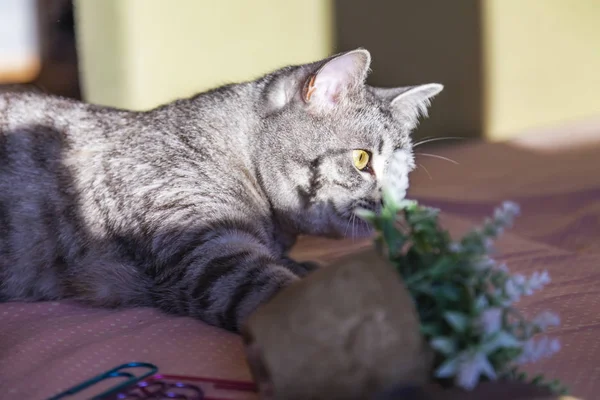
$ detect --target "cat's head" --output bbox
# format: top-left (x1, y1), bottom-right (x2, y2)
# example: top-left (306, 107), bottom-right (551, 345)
top-left (254, 48), bottom-right (443, 238)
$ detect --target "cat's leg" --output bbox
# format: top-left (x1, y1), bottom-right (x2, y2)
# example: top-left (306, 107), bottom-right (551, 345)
top-left (151, 228), bottom-right (301, 332)
top-left (66, 248), bottom-right (155, 309)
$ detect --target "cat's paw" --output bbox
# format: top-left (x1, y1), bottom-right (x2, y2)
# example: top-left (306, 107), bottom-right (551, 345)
top-left (281, 257), bottom-right (321, 277)
top-left (297, 260), bottom-right (321, 275)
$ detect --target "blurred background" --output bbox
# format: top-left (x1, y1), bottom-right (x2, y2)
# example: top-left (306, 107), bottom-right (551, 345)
top-left (1, 0), bottom-right (599, 142)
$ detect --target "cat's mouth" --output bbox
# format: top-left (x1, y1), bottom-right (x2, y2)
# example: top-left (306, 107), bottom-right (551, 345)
top-left (331, 202), bottom-right (378, 239)
top-left (337, 213), bottom-right (373, 239)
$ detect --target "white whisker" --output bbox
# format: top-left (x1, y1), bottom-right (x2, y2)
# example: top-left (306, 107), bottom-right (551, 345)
top-left (418, 163), bottom-right (433, 180)
top-left (413, 136), bottom-right (464, 148)
top-left (361, 218), bottom-right (371, 237)
top-left (413, 135), bottom-right (434, 145)
top-left (416, 152), bottom-right (460, 165)
top-left (344, 212), bottom-right (353, 237)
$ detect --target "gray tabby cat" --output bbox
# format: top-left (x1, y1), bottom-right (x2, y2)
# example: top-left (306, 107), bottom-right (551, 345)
top-left (0, 49), bottom-right (442, 331)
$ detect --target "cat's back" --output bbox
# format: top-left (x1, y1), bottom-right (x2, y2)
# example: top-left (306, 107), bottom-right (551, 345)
top-left (2, 91), bottom-right (82, 127)
top-left (0, 91), bottom-right (136, 211)
top-left (0, 91), bottom-right (132, 143)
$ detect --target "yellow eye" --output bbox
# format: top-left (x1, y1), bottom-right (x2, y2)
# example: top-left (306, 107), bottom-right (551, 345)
top-left (352, 149), bottom-right (370, 171)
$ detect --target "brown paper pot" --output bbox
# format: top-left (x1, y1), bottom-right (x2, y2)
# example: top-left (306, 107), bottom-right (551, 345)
top-left (241, 248), bottom-right (433, 400)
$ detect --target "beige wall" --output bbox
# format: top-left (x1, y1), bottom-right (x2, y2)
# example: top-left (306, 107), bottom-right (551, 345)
top-left (74, 0), bottom-right (600, 140)
top-left (483, 0), bottom-right (600, 140)
top-left (74, 0), bottom-right (333, 110)
top-left (334, 0), bottom-right (600, 141)
top-left (333, 0), bottom-right (484, 140)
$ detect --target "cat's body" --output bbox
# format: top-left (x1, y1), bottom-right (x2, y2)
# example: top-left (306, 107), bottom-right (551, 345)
top-left (0, 49), bottom-right (442, 331)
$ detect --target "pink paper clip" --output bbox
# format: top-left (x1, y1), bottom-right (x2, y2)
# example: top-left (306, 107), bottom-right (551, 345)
top-left (115, 373), bottom-right (258, 400)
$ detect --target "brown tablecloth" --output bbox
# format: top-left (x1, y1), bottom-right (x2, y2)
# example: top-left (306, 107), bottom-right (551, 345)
top-left (1, 132), bottom-right (598, 399)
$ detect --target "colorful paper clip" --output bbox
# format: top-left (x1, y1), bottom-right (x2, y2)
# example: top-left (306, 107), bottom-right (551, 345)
top-left (48, 362), bottom-right (158, 400)
top-left (47, 362), bottom-right (258, 400)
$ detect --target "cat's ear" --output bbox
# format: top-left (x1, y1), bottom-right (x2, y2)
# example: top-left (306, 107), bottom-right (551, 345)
top-left (371, 83), bottom-right (444, 130)
top-left (263, 49), bottom-right (371, 115)
top-left (301, 49), bottom-right (371, 111)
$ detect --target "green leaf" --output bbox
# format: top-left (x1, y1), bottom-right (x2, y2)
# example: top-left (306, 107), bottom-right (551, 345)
top-left (355, 208), bottom-right (376, 222)
top-left (427, 258), bottom-right (455, 277)
top-left (430, 337), bottom-right (458, 356)
top-left (420, 323), bottom-right (442, 337)
top-left (474, 295), bottom-right (489, 312)
top-left (480, 331), bottom-right (521, 354)
top-left (437, 285), bottom-right (461, 302)
top-left (444, 311), bottom-right (471, 333)
top-left (381, 188), bottom-right (403, 212)
top-left (531, 374), bottom-right (545, 385)
top-left (434, 356), bottom-right (460, 378)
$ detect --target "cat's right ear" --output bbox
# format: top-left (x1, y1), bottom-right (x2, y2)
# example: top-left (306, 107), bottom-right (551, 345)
top-left (370, 84), bottom-right (444, 131)
top-left (263, 49), bottom-right (371, 115)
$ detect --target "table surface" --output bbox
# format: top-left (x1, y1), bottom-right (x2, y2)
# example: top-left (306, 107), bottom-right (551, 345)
top-left (1, 132), bottom-right (599, 399)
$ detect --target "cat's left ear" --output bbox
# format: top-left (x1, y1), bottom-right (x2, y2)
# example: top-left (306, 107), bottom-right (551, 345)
top-left (371, 84), bottom-right (444, 130)
top-left (301, 49), bottom-right (371, 111)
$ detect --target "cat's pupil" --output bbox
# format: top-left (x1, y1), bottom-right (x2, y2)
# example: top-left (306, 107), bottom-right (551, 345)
top-left (353, 149), bottom-right (371, 171)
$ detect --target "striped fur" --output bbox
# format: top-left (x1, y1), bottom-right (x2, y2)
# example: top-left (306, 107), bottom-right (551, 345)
top-left (0, 49), bottom-right (442, 331)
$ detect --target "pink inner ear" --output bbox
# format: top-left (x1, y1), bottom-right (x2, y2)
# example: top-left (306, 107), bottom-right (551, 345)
top-left (311, 52), bottom-right (369, 107)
